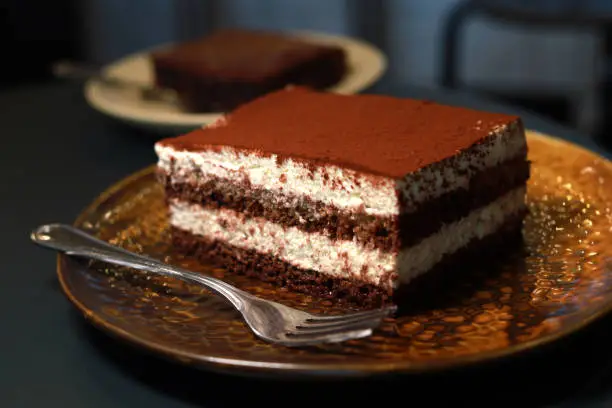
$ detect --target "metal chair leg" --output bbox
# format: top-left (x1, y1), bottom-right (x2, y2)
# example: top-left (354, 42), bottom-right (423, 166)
top-left (440, 0), bottom-right (481, 89)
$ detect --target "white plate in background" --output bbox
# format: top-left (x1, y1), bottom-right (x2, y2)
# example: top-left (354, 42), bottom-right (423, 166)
top-left (84, 31), bottom-right (388, 135)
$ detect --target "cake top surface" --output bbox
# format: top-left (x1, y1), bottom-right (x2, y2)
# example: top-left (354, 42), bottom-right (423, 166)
top-left (151, 29), bottom-right (342, 80)
top-left (158, 87), bottom-right (520, 179)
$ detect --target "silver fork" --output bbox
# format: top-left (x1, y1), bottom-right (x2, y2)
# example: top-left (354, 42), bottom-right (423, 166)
top-left (31, 224), bottom-right (395, 347)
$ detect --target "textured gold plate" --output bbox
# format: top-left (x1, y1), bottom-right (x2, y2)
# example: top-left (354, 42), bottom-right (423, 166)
top-left (58, 131), bottom-right (612, 378)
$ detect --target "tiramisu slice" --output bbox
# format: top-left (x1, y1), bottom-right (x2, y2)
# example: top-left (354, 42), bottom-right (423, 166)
top-left (151, 29), bottom-right (347, 112)
top-left (155, 87), bottom-right (530, 306)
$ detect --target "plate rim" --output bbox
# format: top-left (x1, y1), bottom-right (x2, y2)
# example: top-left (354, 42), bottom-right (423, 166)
top-left (83, 30), bottom-right (388, 131)
top-left (56, 131), bottom-right (612, 377)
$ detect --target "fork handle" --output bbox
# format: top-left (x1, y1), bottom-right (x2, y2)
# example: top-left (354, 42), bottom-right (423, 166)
top-left (52, 60), bottom-right (133, 89)
top-left (52, 60), bottom-right (179, 104)
top-left (52, 60), bottom-right (106, 81)
top-left (30, 224), bottom-right (248, 310)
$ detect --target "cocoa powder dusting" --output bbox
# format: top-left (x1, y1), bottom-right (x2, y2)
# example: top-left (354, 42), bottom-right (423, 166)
top-left (157, 87), bottom-right (521, 179)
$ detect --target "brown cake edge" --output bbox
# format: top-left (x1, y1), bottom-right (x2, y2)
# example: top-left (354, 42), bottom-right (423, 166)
top-left (169, 211), bottom-right (526, 308)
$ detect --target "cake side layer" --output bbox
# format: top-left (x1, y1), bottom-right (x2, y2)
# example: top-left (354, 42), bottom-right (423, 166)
top-left (168, 199), bottom-right (395, 288)
top-left (160, 155), bottom-right (530, 251)
top-left (155, 121), bottom-right (526, 216)
top-left (396, 186), bottom-right (526, 283)
top-left (171, 226), bottom-right (392, 306)
top-left (168, 186), bottom-right (527, 288)
top-left (170, 212), bottom-right (525, 307)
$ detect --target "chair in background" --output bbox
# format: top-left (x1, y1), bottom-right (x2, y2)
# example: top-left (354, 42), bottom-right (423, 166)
top-left (440, 0), bottom-right (612, 142)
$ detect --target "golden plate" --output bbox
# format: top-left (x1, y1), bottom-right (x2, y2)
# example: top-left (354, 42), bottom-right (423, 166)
top-left (57, 131), bottom-right (612, 378)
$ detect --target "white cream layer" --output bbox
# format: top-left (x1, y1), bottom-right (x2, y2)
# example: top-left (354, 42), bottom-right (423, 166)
top-left (169, 187), bottom-right (526, 288)
top-left (155, 122), bottom-right (525, 216)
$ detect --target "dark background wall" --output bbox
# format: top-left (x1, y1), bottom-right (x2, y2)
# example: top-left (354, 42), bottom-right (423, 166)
top-left (0, 0), bottom-right (81, 87)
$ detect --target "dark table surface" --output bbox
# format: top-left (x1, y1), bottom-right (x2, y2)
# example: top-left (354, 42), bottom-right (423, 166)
top-left (3, 80), bottom-right (612, 408)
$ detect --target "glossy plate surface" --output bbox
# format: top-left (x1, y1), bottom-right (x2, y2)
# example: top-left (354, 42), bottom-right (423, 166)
top-left (84, 31), bottom-right (387, 135)
top-left (58, 131), bottom-right (612, 378)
